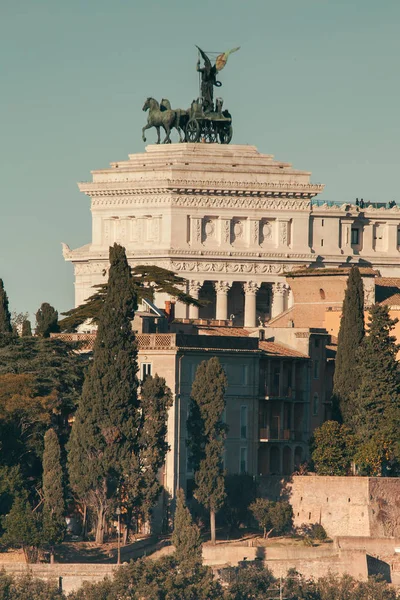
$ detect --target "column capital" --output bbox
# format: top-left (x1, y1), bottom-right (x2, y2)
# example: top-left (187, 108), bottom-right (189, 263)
top-left (243, 281), bottom-right (260, 295)
top-left (214, 281), bottom-right (231, 294)
top-left (273, 281), bottom-right (289, 296)
top-left (189, 280), bottom-right (203, 295)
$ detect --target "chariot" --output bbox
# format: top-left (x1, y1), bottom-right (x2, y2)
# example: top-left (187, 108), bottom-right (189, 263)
top-left (184, 100), bottom-right (233, 145)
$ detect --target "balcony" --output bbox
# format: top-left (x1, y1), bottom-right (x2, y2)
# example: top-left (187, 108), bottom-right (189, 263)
top-left (259, 428), bottom-right (305, 442)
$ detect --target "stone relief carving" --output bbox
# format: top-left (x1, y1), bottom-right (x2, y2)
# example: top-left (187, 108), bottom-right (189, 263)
top-left (204, 218), bottom-right (216, 240)
top-left (279, 221), bottom-right (289, 246)
top-left (170, 261), bottom-right (287, 274)
top-left (174, 196), bottom-right (312, 210)
top-left (262, 221), bottom-right (273, 243)
top-left (251, 220), bottom-right (259, 244)
top-left (214, 281), bottom-right (231, 294)
top-left (232, 220), bottom-right (244, 241)
top-left (222, 220), bottom-right (231, 244)
top-left (61, 242), bottom-right (73, 259)
top-left (189, 280), bottom-right (203, 295)
top-left (243, 281), bottom-right (260, 295)
top-left (273, 282), bottom-right (289, 296)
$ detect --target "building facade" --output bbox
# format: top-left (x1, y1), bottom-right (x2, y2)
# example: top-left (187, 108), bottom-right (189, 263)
top-left (64, 143), bottom-right (400, 328)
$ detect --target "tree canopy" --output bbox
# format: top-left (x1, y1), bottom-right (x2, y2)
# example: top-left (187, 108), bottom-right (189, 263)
top-left (59, 264), bottom-right (202, 332)
top-left (187, 356), bottom-right (227, 544)
top-left (35, 303), bottom-right (60, 338)
top-left (333, 267), bottom-right (365, 422)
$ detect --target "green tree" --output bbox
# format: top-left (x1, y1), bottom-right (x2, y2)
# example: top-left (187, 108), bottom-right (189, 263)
top-left (171, 489), bottom-right (202, 573)
top-left (333, 267), bottom-right (365, 422)
top-left (351, 304), bottom-right (400, 475)
top-left (249, 498), bottom-right (293, 538)
top-left (35, 303), bottom-right (60, 338)
top-left (42, 428), bottom-right (65, 563)
top-left (59, 265), bottom-right (202, 332)
top-left (0, 279), bottom-right (12, 336)
top-left (21, 319), bottom-right (32, 337)
top-left (311, 421), bottom-right (354, 475)
top-left (68, 244), bottom-right (140, 544)
top-left (121, 374), bottom-right (172, 540)
top-left (187, 357), bottom-right (227, 544)
top-left (223, 473), bottom-right (256, 531)
top-left (2, 494), bottom-right (42, 562)
top-left (0, 572), bottom-right (65, 600)
top-left (224, 562), bottom-right (276, 600)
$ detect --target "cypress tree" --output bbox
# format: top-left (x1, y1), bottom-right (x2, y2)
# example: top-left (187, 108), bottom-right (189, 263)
top-left (187, 357), bottom-right (227, 545)
top-left (122, 374), bottom-right (172, 540)
top-left (35, 303), bottom-right (60, 338)
top-left (351, 304), bottom-right (400, 474)
top-left (67, 244), bottom-right (140, 544)
top-left (42, 429), bottom-right (65, 563)
top-left (333, 266), bottom-right (365, 422)
top-left (21, 319), bottom-right (32, 337)
top-left (171, 488), bottom-right (202, 573)
top-left (0, 280), bottom-right (12, 335)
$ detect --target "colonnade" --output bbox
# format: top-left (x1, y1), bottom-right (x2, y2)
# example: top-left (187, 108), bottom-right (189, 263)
top-left (188, 280), bottom-right (292, 327)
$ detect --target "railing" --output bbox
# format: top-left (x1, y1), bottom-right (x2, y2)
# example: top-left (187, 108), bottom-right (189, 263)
top-left (312, 199), bottom-right (394, 209)
top-left (259, 427), bottom-right (304, 442)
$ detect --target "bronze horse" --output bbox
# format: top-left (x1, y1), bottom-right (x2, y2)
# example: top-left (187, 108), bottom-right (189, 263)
top-left (160, 98), bottom-right (189, 142)
top-left (142, 97), bottom-right (176, 144)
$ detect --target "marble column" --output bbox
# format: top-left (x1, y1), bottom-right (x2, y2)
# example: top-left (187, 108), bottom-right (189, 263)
top-left (188, 281), bottom-right (202, 319)
top-left (243, 281), bottom-right (260, 327)
top-left (271, 282), bottom-right (288, 318)
top-left (214, 281), bottom-right (231, 320)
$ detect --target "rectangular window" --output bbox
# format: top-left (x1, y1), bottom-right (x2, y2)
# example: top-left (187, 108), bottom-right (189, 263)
top-left (313, 393), bottom-right (319, 416)
top-left (141, 363), bottom-right (152, 381)
top-left (241, 365), bottom-right (249, 386)
top-left (321, 219), bottom-right (324, 227)
top-left (313, 360), bottom-right (320, 380)
top-left (240, 447), bottom-right (248, 474)
top-left (321, 239), bottom-right (324, 247)
top-left (240, 406), bottom-right (248, 439)
top-left (351, 228), bottom-right (359, 245)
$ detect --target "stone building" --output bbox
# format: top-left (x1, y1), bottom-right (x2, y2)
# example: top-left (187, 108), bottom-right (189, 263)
top-left (55, 324), bottom-right (329, 494)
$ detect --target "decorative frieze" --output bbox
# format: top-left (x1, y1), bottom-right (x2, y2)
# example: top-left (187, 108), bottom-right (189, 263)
top-left (170, 261), bottom-right (289, 274)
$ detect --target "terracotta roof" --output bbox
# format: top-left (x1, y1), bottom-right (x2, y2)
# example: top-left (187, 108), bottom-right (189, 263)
top-left (197, 326), bottom-right (251, 337)
top-left (288, 266), bottom-right (379, 278)
top-left (380, 293), bottom-right (400, 307)
top-left (375, 277), bottom-right (400, 304)
top-left (259, 340), bottom-right (308, 358)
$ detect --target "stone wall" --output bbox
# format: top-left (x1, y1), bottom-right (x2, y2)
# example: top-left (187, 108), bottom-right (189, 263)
top-left (288, 476), bottom-right (400, 538)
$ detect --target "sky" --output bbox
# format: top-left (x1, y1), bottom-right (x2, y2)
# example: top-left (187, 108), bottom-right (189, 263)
top-left (1, 0), bottom-right (400, 321)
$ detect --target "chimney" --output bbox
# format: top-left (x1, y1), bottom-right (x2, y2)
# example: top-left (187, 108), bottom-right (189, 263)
top-left (164, 300), bottom-right (175, 322)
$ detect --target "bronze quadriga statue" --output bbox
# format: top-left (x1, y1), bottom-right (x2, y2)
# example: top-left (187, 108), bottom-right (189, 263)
top-left (142, 46), bottom-right (239, 144)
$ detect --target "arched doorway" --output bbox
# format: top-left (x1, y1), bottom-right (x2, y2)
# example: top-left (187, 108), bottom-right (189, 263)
top-left (294, 446), bottom-right (303, 470)
top-left (283, 446), bottom-right (292, 475)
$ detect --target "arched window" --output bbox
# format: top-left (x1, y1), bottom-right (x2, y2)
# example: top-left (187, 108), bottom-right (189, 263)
top-left (319, 288), bottom-right (325, 299)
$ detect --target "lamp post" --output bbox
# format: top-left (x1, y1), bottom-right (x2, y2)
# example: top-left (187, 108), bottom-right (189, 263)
top-left (116, 507), bottom-right (121, 565)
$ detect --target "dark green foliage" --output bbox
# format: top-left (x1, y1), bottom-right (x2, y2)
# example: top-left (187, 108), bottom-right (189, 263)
top-left (311, 421), bottom-right (354, 475)
top-left (2, 494), bottom-right (42, 562)
top-left (171, 489), bottom-right (202, 573)
top-left (0, 572), bottom-right (64, 599)
top-left (121, 374), bottom-right (172, 536)
top-left (223, 562), bottom-right (276, 600)
top-left (21, 319), bottom-right (32, 337)
top-left (35, 303), bottom-right (60, 338)
top-left (0, 279), bottom-right (12, 342)
top-left (283, 569), bottom-right (320, 600)
top-left (68, 244), bottom-right (140, 543)
top-left (69, 555), bottom-right (222, 600)
top-left (223, 473), bottom-right (256, 531)
top-left (333, 267), bottom-right (365, 422)
top-left (350, 304), bottom-right (400, 475)
top-left (59, 264), bottom-right (202, 332)
top-left (0, 337), bottom-right (86, 488)
top-left (187, 357), bottom-right (227, 543)
top-left (67, 245), bottom-right (172, 544)
top-left (0, 466), bottom-right (24, 530)
top-left (250, 498), bottom-right (293, 538)
top-left (42, 429), bottom-right (66, 558)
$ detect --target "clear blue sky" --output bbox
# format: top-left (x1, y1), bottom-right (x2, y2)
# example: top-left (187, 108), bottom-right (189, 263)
top-left (1, 0), bottom-right (399, 321)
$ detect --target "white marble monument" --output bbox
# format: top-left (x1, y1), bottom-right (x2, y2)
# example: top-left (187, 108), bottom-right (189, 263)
top-left (64, 143), bottom-right (400, 326)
